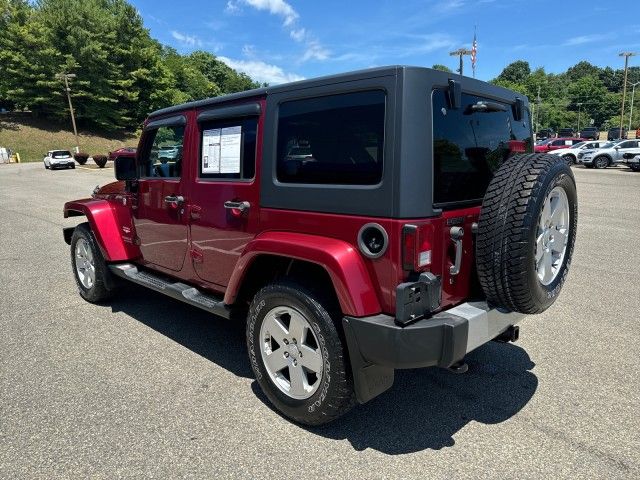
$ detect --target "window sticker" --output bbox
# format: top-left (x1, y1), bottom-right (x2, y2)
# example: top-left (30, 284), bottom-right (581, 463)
top-left (202, 126), bottom-right (242, 174)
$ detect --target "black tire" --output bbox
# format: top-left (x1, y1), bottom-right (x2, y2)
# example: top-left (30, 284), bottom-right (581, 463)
top-left (246, 281), bottom-right (356, 426)
top-left (593, 156), bottom-right (609, 169)
top-left (629, 164), bottom-right (640, 172)
top-left (44, 163), bottom-right (50, 169)
top-left (476, 153), bottom-right (578, 314)
top-left (70, 164), bottom-right (75, 169)
top-left (584, 163), bottom-right (595, 169)
top-left (561, 154), bottom-right (575, 165)
top-left (70, 223), bottom-right (115, 303)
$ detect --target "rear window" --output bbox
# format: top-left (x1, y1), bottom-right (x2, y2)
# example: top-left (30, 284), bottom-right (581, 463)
top-left (276, 90), bottom-right (385, 185)
top-left (432, 89), bottom-right (532, 206)
top-left (52, 151), bottom-right (72, 158)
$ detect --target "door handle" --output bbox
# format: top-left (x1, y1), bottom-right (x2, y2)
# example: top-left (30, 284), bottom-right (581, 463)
top-left (164, 195), bottom-right (185, 208)
top-left (224, 200), bottom-right (250, 216)
top-left (449, 226), bottom-right (464, 276)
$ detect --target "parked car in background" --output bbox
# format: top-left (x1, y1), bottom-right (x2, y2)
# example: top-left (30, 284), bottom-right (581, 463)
top-left (579, 127), bottom-right (599, 140)
top-left (558, 128), bottom-right (575, 138)
top-left (107, 147), bottom-right (136, 163)
top-left (534, 137), bottom-right (584, 153)
top-left (636, 127), bottom-right (640, 139)
top-left (578, 139), bottom-right (640, 168)
top-left (549, 140), bottom-right (609, 164)
top-left (43, 150), bottom-right (75, 170)
top-left (623, 151), bottom-right (640, 171)
top-left (536, 128), bottom-right (555, 140)
top-left (607, 127), bottom-right (628, 140)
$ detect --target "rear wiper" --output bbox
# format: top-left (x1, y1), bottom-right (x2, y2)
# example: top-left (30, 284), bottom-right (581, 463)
top-left (465, 101), bottom-right (508, 114)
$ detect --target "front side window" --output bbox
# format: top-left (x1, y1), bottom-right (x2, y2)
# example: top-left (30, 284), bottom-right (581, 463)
top-left (432, 89), bottom-right (532, 206)
top-left (276, 90), bottom-right (385, 185)
top-left (140, 125), bottom-right (185, 178)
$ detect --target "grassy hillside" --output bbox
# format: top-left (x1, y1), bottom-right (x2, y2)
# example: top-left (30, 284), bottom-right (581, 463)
top-left (0, 114), bottom-right (139, 162)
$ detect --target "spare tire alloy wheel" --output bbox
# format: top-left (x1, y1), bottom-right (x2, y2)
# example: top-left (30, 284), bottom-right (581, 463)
top-left (535, 186), bottom-right (570, 285)
top-left (476, 153), bottom-right (578, 314)
top-left (594, 156), bottom-right (609, 169)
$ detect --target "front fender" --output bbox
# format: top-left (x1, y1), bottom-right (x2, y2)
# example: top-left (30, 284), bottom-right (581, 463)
top-left (224, 231), bottom-right (381, 317)
top-left (64, 198), bottom-right (139, 262)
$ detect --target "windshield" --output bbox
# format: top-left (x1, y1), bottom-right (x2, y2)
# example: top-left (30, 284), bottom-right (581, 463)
top-left (52, 151), bottom-right (72, 158)
top-left (573, 142), bottom-right (587, 148)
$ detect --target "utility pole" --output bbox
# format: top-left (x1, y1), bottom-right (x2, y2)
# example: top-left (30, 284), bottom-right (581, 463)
top-left (577, 102), bottom-right (583, 132)
top-left (628, 81), bottom-right (639, 133)
top-left (534, 85), bottom-right (541, 132)
top-left (619, 52), bottom-right (637, 139)
top-left (449, 48), bottom-right (472, 76)
top-left (56, 72), bottom-right (79, 152)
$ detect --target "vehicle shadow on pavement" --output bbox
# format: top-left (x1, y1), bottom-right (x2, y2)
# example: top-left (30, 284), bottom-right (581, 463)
top-left (109, 284), bottom-right (253, 379)
top-left (110, 285), bottom-right (537, 454)
top-left (252, 341), bottom-right (537, 454)
top-left (307, 342), bottom-right (537, 453)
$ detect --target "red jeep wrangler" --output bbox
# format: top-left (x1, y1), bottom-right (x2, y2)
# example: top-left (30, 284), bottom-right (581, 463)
top-left (63, 66), bottom-right (577, 425)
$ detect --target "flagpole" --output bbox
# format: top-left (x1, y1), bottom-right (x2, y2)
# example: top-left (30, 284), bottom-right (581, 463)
top-left (472, 25), bottom-right (477, 79)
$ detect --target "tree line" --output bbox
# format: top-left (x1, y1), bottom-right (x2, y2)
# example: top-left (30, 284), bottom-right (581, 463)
top-left (434, 60), bottom-right (640, 131)
top-left (0, 0), bottom-right (263, 132)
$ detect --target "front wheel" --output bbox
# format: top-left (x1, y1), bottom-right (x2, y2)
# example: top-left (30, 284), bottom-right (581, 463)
top-left (629, 164), bottom-right (640, 172)
top-left (246, 282), bottom-right (355, 426)
top-left (594, 156), bottom-right (609, 169)
top-left (70, 223), bottom-right (115, 303)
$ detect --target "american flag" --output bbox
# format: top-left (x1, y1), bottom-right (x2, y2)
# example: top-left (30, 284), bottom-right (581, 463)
top-left (471, 30), bottom-right (477, 72)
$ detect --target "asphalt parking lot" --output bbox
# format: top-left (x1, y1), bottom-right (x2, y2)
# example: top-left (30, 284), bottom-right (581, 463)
top-left (1, 162), bottom-right (639, 479)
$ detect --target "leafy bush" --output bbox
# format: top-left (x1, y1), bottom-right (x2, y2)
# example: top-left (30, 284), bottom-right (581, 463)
top-left (74, 152), bottom-right (89, 165)
top-left (93, 154), bottom-right (108, 168)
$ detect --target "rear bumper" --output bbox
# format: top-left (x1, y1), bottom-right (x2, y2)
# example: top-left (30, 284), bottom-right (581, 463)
top-left (342, 301), bottom-right (525, 403)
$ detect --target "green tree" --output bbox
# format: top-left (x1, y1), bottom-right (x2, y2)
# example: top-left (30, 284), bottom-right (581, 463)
top-left (496, 60), bottom-right (531, 84)
top-left (432, 64), bottom-right (452, 73)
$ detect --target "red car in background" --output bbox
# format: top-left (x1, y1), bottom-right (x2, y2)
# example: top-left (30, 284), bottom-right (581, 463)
top-left (107, 147), bottom-right (136, 162)
top-left (534, 137), bottom-right (584, 153)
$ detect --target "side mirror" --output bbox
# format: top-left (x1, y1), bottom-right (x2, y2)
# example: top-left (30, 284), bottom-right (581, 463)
top-left (115, 156), bottom-right (137, 181)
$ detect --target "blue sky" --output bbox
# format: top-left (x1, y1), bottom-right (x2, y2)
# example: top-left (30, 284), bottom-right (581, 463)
top-left (131, 0), bottom-right (640, 84)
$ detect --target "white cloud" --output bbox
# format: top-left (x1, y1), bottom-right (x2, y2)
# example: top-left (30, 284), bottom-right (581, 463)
top-left (301, 42), bottom-right (330, 62)
top-left (171, 30), bottom-right (202, 48)
top-left (218, 56), bottom-right (304, 84)
top-left (563, 34), bottom-right (608, 46)
top-left (290, 28), bottom-right (306, 42)
top-left (234, 0), bottom-right (299, 26)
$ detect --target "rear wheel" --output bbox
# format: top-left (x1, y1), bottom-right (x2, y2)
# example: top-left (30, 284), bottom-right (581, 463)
top-left (562, 154), bottom-right (575, 165)
top-left (594, 156), bottom-right (609, 169)
top-left (629, 164), bottom-right (640, 172)
top-left (70, 223), bottom-right (115, 303)
top-left (246, 281), bottom-right (355, 426)
top-left (476, 153), bottom-right (577, 314)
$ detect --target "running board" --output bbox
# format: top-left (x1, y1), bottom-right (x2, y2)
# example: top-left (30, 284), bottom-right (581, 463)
top-left (108, 263), bottom-right (231, 319)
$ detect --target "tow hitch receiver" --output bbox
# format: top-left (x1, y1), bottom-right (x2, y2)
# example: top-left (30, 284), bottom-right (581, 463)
top-left (493, 325), bottom-right (520, 343)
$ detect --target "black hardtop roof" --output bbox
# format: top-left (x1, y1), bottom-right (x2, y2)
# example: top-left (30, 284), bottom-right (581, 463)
top-left (148, 65), bottom-right (526, 119)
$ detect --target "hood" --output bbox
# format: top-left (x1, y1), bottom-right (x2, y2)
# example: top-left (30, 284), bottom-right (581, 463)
top-left (94, 181), bottom-right (126, 196)
top-left (551, 147), bottom-right (573, 155)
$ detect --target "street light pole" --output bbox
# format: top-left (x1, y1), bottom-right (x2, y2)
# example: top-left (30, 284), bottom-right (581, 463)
top-left (56, 72), bottom-right (79, 152)
top-left (628, 81), bottom-right (639, 133)
top-left (449, 48), bottom-right (473, 76)
top-left (619, 52), bottom-right (637, 138)
top-left (577, 102), bottom-right (582, 132)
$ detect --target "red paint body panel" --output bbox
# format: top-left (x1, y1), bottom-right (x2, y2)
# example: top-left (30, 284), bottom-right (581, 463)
top-left (534, 137), bottom-right (583, 152)
top-left (225, 231), bottom-right (381, 317)
top-left (64, 198), bottom-right (140, 261)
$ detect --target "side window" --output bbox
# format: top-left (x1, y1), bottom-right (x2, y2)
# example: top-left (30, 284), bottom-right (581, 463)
top-left (276, 90), bottom-right (385, 185)
top-left (619, 141), bottom-right (634, 149)
top-left (199, 117), bottom-right (257, 180)
top-left (140, 125), bottom-right (185, 178)
top-left (432, 89), bottom-right (532, 206)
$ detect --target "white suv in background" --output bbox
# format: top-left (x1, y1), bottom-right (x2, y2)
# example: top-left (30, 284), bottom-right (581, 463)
top-left (577, 140), bottom-right (640, 169)
top-left (550, 140), bottom-right (610, 165)
top-left (43, 150), bottom-right (75, 170)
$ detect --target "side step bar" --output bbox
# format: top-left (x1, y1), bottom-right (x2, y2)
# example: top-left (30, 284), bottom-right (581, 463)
top-left (108, 263), bottom-right (231, 319)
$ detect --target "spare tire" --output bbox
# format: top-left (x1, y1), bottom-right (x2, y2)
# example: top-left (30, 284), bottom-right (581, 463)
top-left (476, 153), bottom-right (578, 314)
